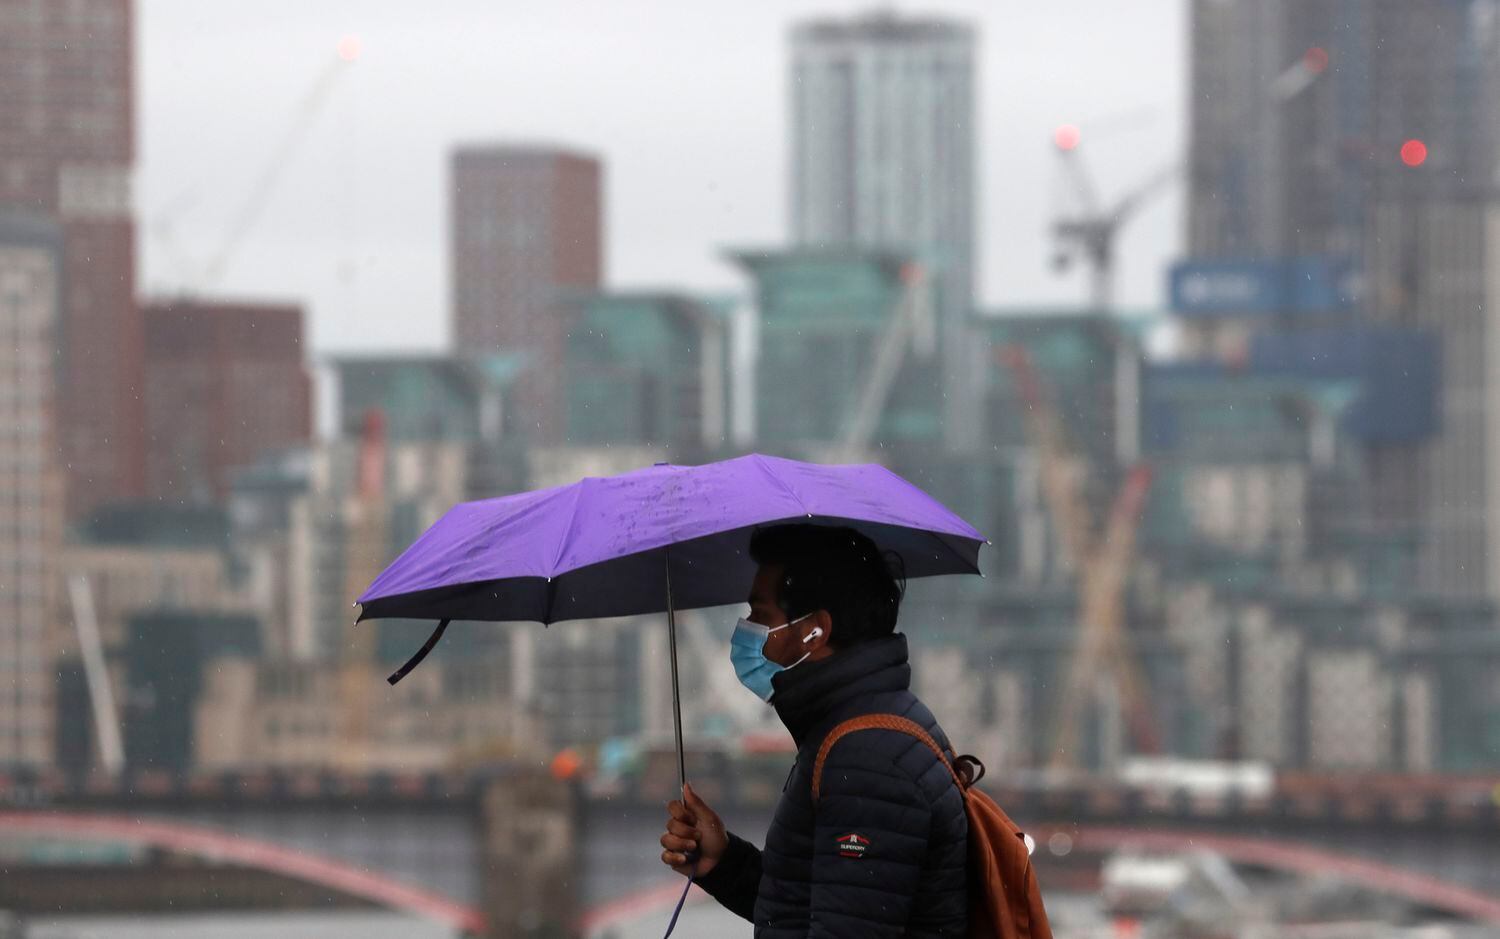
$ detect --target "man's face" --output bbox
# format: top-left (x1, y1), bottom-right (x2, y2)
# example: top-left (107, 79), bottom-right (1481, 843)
top-left (747, 563), bottom-right (828, 667)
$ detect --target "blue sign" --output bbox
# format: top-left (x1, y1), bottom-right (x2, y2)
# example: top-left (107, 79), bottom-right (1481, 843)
top-left (1169, 257), bottom-right (1358, 317)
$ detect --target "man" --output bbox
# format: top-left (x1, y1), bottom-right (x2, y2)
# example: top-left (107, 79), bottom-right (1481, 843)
top-left (660, 523), bottom-right (968, 936)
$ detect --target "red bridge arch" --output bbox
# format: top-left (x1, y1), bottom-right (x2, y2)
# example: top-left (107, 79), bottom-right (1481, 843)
top-left (579, 824), bottom-right (1500, 934)
top-left (12, 814), bottom-right (1498, 934)
top-left (1048, 825), bottom-right (1500, 923)
top-left (0, 812), bottom-right (485, 935)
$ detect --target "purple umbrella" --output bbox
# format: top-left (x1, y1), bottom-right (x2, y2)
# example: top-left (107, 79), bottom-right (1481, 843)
top-left (357, 453), bottom-right (986, 785)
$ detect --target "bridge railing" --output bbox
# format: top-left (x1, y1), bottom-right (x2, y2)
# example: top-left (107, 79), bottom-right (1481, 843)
top-left (3, 764), bottom-right (1496, 833)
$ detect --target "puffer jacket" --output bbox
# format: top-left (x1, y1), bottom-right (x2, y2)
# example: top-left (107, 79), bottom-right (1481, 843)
top-left (695, 633), bottom-right (968, 937)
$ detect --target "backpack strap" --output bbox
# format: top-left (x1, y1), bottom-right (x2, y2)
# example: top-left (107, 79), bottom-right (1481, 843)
top-left (812, 714), bottom-right (963, 802)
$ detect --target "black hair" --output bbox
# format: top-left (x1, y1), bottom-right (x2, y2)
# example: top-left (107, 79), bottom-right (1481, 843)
top-left (747, 523), bottom-right (906, 648)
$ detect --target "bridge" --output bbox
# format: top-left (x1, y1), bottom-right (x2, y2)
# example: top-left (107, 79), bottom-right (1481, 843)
top-left (577, 824), bottom-right (1500, 936)
top-left (0, 811), bottom-right (485, 934)
top-left (2, 767), bottom-right (1497, 937)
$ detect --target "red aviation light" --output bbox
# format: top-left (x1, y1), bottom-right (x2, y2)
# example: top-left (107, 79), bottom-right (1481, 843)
top-left (1400, 139), bottom-right (1428, 167)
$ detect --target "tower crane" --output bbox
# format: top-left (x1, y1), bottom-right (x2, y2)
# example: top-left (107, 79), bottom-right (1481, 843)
top-left (148, 36), bottom-right (361, 293)
top-left (1052, 46), bottom-right (1330, 310)
top-left (1023, 46), bottom-right (1334, 769)
top-left (1052, 152), bottom-right (1178, 312)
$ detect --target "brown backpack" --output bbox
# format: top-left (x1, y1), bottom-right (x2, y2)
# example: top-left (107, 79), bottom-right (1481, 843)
top-left (813, 714), bottom-right (1054, 939)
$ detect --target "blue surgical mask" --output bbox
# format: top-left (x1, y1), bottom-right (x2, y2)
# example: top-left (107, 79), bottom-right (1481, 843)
top-left (730, 613), bottom-right (814, 702)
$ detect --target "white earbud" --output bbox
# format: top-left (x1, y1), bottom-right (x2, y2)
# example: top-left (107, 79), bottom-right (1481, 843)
top-left (803, 627), bottom-right (823, 643)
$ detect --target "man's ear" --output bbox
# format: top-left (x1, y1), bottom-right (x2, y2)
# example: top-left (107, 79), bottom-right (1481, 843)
top-left (804, 610), bottom-right (833, 653)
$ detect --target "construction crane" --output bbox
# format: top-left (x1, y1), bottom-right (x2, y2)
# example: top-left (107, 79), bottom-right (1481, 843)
top-left (1051, 138), bottom-right (1178, 312)
top-left (1018, 47), bottom-right (1334, 769)
top-left (336, 407), bottom-right (387, 772)
top-left (1049, 463), bottom-right (1159, 768)
top-left (680, 612), bottom-right (773, 737)
top-left (998, 345), bottom-right (1160, 771)
top-left (149, 35), bottom-right (361, 292)
top-left (1052, 46), bottom-right (1330, 311)
top-left (66, 574), bottom-right (125, 775)
top-left (829, 260), bottom-right (936, 463)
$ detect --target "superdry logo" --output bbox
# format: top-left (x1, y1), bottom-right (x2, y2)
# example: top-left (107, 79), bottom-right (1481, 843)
top-left (835, 833), bottom-right (869, 859)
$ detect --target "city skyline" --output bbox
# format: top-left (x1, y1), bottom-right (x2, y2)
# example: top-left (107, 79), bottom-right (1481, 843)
top-left (136, 0), bottom-right (1185, 354)
top-left (7, 3), bottom-right (1500, 930)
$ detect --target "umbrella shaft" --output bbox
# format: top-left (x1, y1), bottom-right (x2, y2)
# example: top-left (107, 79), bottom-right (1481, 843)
top-left (664, 554), bottom-right (687, 790)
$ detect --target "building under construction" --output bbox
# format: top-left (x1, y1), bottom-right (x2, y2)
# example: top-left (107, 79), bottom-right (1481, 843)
top-left (913, 307), bottom-right (1499, 774)
top-left (1187, 0), bottom-right (1500, 602)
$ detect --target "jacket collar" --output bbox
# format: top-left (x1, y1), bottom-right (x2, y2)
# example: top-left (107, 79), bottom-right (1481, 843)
top-left (770, 633), bottom-right (911, 748)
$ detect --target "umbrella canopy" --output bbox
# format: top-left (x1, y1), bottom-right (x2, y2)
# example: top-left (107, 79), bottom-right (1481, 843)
top-left (356, 453), bottom-right (985, 626)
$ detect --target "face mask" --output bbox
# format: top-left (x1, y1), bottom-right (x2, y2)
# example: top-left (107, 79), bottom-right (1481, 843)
top-left (730, 612), bottom-right (814, 702)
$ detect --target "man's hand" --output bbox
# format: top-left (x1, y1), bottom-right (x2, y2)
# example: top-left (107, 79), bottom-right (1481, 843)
top-left (660, 782), bottom-right (728, 878)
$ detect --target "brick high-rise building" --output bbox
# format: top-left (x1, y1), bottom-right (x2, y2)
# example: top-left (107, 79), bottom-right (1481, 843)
top-left (0, 212), bottom-right (66, 768)
top-left (142, 299), bottom-right (313, 504)
top-left (0, 0), bottom-right (144, 521)
top-left (450, 146), bottom-right (602, 444)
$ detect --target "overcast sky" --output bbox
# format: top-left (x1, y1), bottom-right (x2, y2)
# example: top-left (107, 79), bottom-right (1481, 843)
top-left (138, 0), bottom-right (1185, 354)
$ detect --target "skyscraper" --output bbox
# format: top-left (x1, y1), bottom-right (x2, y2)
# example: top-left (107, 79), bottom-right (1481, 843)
top-left (0, 212), bottom-right (65, 767)
top-left (788, 11), bottom-right (978, 450)
top-left (142, 299), bottom-right (314, 504)
top-left (0, 0), bottom-right (144, 521)
top-left (450, 146), bottom-right (603, 445)
top-left (1188, 0), bottom-right (1500, 261)
top-left (1186, 0), bottom-right (1500, 599)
